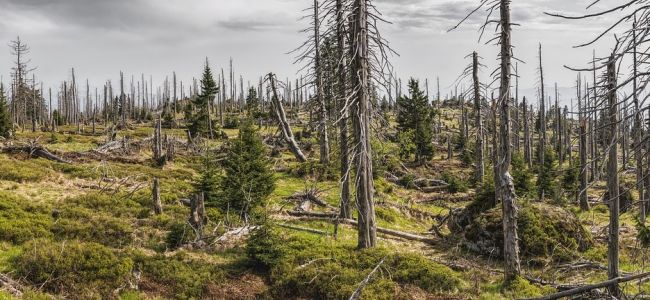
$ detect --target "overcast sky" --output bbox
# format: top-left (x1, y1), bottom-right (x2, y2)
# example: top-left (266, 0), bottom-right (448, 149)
top-left (0, 0), bottom-right (623, 105)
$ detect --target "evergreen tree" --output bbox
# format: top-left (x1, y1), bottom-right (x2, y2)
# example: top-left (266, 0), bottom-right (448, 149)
top-left (0, 84), bottom-right (11, 138)
top-left (195, 151), bottom-right (220, 205)
top-left (245, 87), bottom-right (260, 118)
top-left (397, 78), bottom-right (434, 164)
top-left (218, 119), bottom-right (275, 218)
top-left (189, 59), bottom-right (218, 138)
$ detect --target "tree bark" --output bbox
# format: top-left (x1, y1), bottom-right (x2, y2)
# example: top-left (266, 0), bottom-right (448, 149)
top-left (606, 56), bottom-right (620, 298)
top-left (498, 0), bottom-right (521, 282)
top-left (473, 52), bottom-right (484, 183)
top-left (578, 76), bottom-right (590, 211)
top-left (269, 74), bottom-right (308, 163)
top-left (351, 0), bottom-right (377, 249)
top-left (336, 0), bottom-right (352, 219)
top-left (152, 178), bottom-right (163, 215)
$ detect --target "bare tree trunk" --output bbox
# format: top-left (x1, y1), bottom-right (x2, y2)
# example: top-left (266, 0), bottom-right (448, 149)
top-left (152, 178), bottom-right (163, 215)
top-left (189, 193), bottom-right (206, 239)
top-left (498, 0), bottom-right (520, 282)
top-left (473, 52), bottom-right (484, 183)
top-left (269, 74), bottom-right (307, 163)
top-left (336, 0), bottom-right (351, 219)
top-left (313, 0), bottom-right (330, 165)
top-left (578, 76), bottom-right (590, 211)
top-left (633, 16), bottom-right (645, 221)
top-left (606, 56), bottom-right (620, 298)
top-left (523, 97), bottom-right (531, 167)
top-left (538, 44), bottom-right (547, 201)
top-left (351, 0), bottom-right (376, 249)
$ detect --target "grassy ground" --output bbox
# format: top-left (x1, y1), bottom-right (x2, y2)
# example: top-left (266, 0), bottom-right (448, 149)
top-left (0, 110), bottom-right (648, 299)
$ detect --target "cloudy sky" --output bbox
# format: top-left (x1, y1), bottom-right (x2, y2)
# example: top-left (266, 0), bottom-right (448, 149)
top-left (0, 0), bottom-right (623, 105)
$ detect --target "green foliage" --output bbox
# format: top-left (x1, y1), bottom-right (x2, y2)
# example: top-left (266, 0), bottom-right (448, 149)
top-left (51, 213), bottom-right (133, 248)
top-left (14, 239), bottom-right (133, 297)
top-left (396, 78), bottom-right (435, 164)
top-left (245, 87), bottom-right (264, 119)
top-left (195, 151), bottom-right (221, 205)
top-left (562, 160), bottom-right (580, 200)
top-left (636, 219), bottom-right (650, 248)
top-left (465, 203), bottom-right (593, 263)
top-left (134, 252), bottom-right (225, 299)
top-left (442, 171), bottom-right (468, 194)
top-left (0, 157), bottom-right (52, 182)
top-left (398, 173), bottom-right (417, 189)
top-left (536, 147), bottom-right (560, 201)
top-left (165, 222), bottom-right (196, 249)
top-left (0, 85), bottom-right (11, 139)
top-left (511, 152), bottom-right (534, 196)
top-left (218, 120), bottom-right (275, 218)
top-left (502, 276), bottom-right (548, 298)
top-left (0, 192), bottom-right (52, 244)
top-left (223, 115), bottom-right (240, 129)
top-left (247, 226), bottom-right (464, 299)
top-left (189, 60), bottom-right (218, 138)
top-left (397, 129), bottom-right (416, 160)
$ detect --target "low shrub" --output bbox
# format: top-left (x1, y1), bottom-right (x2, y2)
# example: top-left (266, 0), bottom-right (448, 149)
top-left (14, 239), bottom-right (133, 297)
top-left (442, 172), bottom-right (468, 194)
top-left (247, 226), bottom-right (464, 299)
top-left (0, 192), bottom-right (52, 244)
top-left (134, 253), bottom-right (225, 299)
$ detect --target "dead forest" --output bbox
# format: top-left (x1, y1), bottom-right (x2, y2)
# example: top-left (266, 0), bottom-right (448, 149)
top-left (1, 0), bottom-right (650, 299)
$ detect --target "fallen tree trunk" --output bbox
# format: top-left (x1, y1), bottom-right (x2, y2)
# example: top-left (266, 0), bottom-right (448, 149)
top-left (0, 273), bottom-right (23, 297)
top-left (3, 145), bottom-right (70, 163)
top-left (277, 223), bottom-right (328, 235)
top-left (523, 272), bottom-right (650, 300)
top-left (286, 213), bottom-right (436, 244)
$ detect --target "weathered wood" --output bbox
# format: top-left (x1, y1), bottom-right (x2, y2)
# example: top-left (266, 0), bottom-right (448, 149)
top-left (473, 52), bottom-right (484, 183)
top-left (268, 74), bottom-right (307, 163)
top-left (349, 258), bottom-right (385, 300)
top-left (523, 272), bottom-right (650, 300)
top-left (152, 178), bottom-right (163, 215)
top-left (606, 56), bottom-right (620, 298)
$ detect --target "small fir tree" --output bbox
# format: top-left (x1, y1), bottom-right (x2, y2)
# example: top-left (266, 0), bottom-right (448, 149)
top-left (218, 119), bottom-right (275, 218)
top-left (189, 59), bottom-right (218, 138)
top-left (396, 78), bottom-right (435, 164)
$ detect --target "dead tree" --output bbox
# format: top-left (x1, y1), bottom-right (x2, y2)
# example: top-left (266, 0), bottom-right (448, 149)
top-left (523, 96), bottom-right (532, 167)
top-left (578, 75), bottom-right (590, 211)
top-left (334, 0), bottom-right (351, 219)
top-left (605, 56), bottom-right (620, 298)
top-left (152, 178), bottom-right (163, 215)
top-left (473, 52), bottom-right (484, 183)
top-left (268, 74), bottom-right (307, 163)
top-left (538, 44), bottom-right (547, 201)
top-left (189, 193), bottom-right (206, 239)
top-left (152, 115), bottom-right (164, 165)
top-left (454, 0), bottom-right (521, 281)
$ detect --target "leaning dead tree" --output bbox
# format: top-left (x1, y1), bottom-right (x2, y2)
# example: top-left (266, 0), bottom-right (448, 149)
top-left (268, 74), bottom-right (308, 163)
top-left (453, 0), bottom-right (521, 281)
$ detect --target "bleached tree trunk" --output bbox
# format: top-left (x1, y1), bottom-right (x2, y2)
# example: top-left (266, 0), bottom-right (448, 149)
top-left (351, 0), bottom-right (376, 249)
top-left (473, 52), bottom-right (484, 183)
top-left (336, 0), bottom-right (351, 219)
top-left (538, 44), bottom-right (547, 202)
top-left (314, 0), bottom-right (331, 165)
top-left (578, 76), bottom-right (590, 211)
top-left (633, 17), bottom-right (645, 221)
top-left (269, 74), bottom-right (307, 163)
top-left (152, 178), bottom-right (163, 215)
top-left (606, 57), bottom-right (620, 298)
top-left (523, 97), bottom-right (532, 167)
top-left (497, 0), bottom-right (520, 282)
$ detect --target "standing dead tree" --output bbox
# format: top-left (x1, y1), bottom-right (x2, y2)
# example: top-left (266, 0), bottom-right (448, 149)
top-left (546, 2), bottom-right (650, 296)
top-left (452, 0), bottom-right (521, 282)
top-left (292, 0), bottom-right (330, 165)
